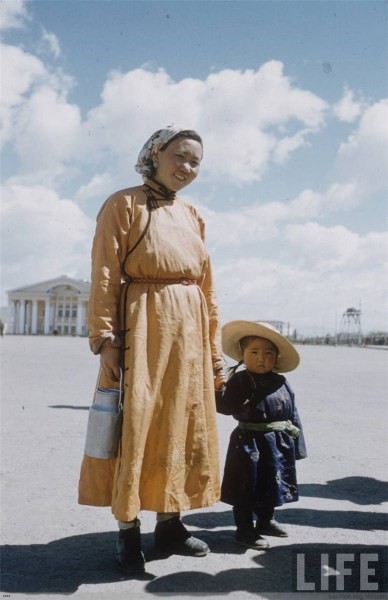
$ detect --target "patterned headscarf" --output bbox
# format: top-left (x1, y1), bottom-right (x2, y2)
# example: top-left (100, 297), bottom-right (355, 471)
top-left (135, 124), bottom-right (202, 179)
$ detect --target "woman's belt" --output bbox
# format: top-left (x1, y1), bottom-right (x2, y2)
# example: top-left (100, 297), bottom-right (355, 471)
top-left (238, 420), bottom-right (300, 438)
top-left (127, 277), bottom-right (198, 286)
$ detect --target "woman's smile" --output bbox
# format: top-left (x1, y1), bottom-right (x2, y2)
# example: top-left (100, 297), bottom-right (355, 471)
top-left (154, 137), bottom-right (203, 192)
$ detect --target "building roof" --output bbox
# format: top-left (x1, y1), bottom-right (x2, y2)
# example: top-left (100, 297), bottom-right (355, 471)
top-left (7, 275), bottom-right (90, 297)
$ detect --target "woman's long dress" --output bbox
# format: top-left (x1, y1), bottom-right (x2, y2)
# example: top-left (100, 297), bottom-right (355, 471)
top-left (78, 184), bottom-right (223, 522)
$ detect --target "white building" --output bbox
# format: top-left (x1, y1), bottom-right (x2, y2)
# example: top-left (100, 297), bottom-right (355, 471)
top-left (7, 276), bottom-right (90, 336)
top-left (262, 320), bottom-right (293, 337)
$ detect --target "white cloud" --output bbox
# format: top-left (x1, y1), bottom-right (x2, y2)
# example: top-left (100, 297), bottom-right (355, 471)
top-left (334, 88), bottom-right (363, 122)
top-left (214, 235), bottom-right (387, 336)
top-left (288, 189), bottom-right (323, 219)
top-left (0, 43), bottom-right (46, 146)
top-left (203, 62), bottom-right (327, 129)
top-left (79, 62), bottom-right (328, 184)
top-left (323, 182), bottom-right (360, 211)
top-left (272, 129), bottom-right (310, 164)
top-left (0, 0), bottom-right (29, 31)
top-left (285, 222), bottom-right (387, 270)
top-left (204, 208), bottom-right (387, 334)
top-left (39, 27), bottom-right (61, 59)
top-left (0, 44), bottom-right (46, 106)
top-left (1, 48), bottom-right (329, 189)
top-left (200, 201), bottom-right (287, 247)
top-left (75, 173), bottom-right (115, 203)
top-left (1, 40), bottom-right (77, 172)
top-left (198, 181), bottom-right (362, 251)
top-left (335, 99), bottom-right (388, 194)
top-left (288, 182), bottom-right (358, 218)
top-left (12, 85), bottom-right (81, 169)
top-left (0, 184), bottom-right (94, 300)
top-left (339, 99), bottom-right (388, 150)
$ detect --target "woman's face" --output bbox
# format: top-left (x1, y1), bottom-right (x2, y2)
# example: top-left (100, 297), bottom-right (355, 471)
top-left (153, 137), bottom-right (203, 192)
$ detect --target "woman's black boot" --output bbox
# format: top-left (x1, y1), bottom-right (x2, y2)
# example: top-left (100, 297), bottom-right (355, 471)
top-left (154, 516), bottom-right (209, 556)
top-left (116, 519), bottom-right (146, 573)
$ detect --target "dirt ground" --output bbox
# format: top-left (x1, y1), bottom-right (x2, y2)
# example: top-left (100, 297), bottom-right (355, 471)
top-left (1, 337), bottom-right (387, 600)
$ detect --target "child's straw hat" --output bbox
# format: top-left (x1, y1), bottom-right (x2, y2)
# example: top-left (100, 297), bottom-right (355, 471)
top-left (222, 320), bottom-right (300, 373)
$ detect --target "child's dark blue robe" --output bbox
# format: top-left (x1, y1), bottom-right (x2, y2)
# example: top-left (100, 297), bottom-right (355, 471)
top-left (216, 370), bottom-right (307, 510)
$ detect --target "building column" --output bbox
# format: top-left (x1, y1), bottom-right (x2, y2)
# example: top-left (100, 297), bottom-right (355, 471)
top-left (18, 300), bottom-right (26, 335)
top-left (25, 300), bottom-right (34, 334)
top-left (44, 298), bottom-right (51, 335)
top-left (76, 297), bottom-right (83, 336)
top-left (31, 300), bottom-right (38, 334)
top-left (10, 301), bottom-right (17, 334)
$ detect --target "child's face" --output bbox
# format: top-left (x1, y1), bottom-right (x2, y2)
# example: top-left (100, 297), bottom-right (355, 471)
top-left (242, 336), bottom-right (278, 375)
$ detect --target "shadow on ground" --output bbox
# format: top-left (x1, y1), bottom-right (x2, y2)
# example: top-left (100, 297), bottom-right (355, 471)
top-left (185, 505), bottom-right (388, 532)
top-left (2, 475), bottom-right (387, 596)
top-left (145, 543), bottom-right (387, 594)
top-left (299, 476), bottom-right (388, 505)
top-left (1, 535), bottom-right (386, 595)
top-left (1, 531), bottom-right (152, 595)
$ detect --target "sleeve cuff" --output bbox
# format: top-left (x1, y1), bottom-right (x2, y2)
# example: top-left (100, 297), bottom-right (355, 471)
top-left (89, 334), bottom-right (122, 355)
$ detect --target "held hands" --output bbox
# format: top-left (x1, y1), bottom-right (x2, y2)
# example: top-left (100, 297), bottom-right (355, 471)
top-left (100, 345), bottom-right (121, 382)
top-left (214, 370), bottom-right (226, 391)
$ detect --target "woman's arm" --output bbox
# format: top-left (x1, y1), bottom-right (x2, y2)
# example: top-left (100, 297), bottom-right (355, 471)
top-left (200, 256), bottom-right (225, 381)
top-left (88, 192), bottom-right (132, 371)
top-left (191, 208), bottom-right (225, 384)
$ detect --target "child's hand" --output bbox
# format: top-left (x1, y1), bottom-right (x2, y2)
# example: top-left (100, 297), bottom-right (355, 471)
top-left (214, 370), bottom-right (226, 391)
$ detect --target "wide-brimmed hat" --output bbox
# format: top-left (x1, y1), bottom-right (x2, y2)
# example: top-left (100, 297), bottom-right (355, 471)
top-left (222, 320), bottom-right (300, 373)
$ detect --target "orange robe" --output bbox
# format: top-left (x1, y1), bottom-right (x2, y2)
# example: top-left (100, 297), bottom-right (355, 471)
top-left (78, 185), bottom-right (223, 521)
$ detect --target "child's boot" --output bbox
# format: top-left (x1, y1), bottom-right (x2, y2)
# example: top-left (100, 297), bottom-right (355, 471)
top-left (256, 509), bottom-right (288, 537)
top-left (233, 506), bottom-right (269, 550)
top-left (256, 519), bottom-right (288, 537)
top-left (116, 519), bottom-right (146, 573)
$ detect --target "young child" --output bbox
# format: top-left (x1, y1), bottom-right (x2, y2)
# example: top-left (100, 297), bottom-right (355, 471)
top-left (216, 320), bottom-right (307, 550)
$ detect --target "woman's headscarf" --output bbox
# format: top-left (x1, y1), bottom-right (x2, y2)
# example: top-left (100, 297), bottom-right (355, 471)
top-left (135, 124), bottom-right (202, 179)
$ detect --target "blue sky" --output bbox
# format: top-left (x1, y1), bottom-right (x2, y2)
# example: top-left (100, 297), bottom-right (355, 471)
top-left (1, 0), bottom-right (387, 335)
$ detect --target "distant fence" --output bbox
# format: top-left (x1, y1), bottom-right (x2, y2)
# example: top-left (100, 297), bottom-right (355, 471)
top-left (297, 334), bottom-right (388, 347)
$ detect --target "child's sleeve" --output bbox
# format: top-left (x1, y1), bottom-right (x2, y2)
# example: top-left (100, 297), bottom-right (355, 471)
top-left (286, 380), bottom-right (307, 460)
top-left (292, 404), bottom-right (307, 460)
top-left (215, 376), bottom-right (244, 415)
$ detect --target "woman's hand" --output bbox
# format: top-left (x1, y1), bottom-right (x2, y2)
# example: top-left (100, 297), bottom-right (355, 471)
top-left (100, 345), bottom-right (121, 382)
top-left (214, 370), bottom-right (226, 391)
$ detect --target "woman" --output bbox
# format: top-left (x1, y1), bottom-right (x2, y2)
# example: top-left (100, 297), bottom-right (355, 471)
top-left (78, 125), bottom-right (225, 573)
